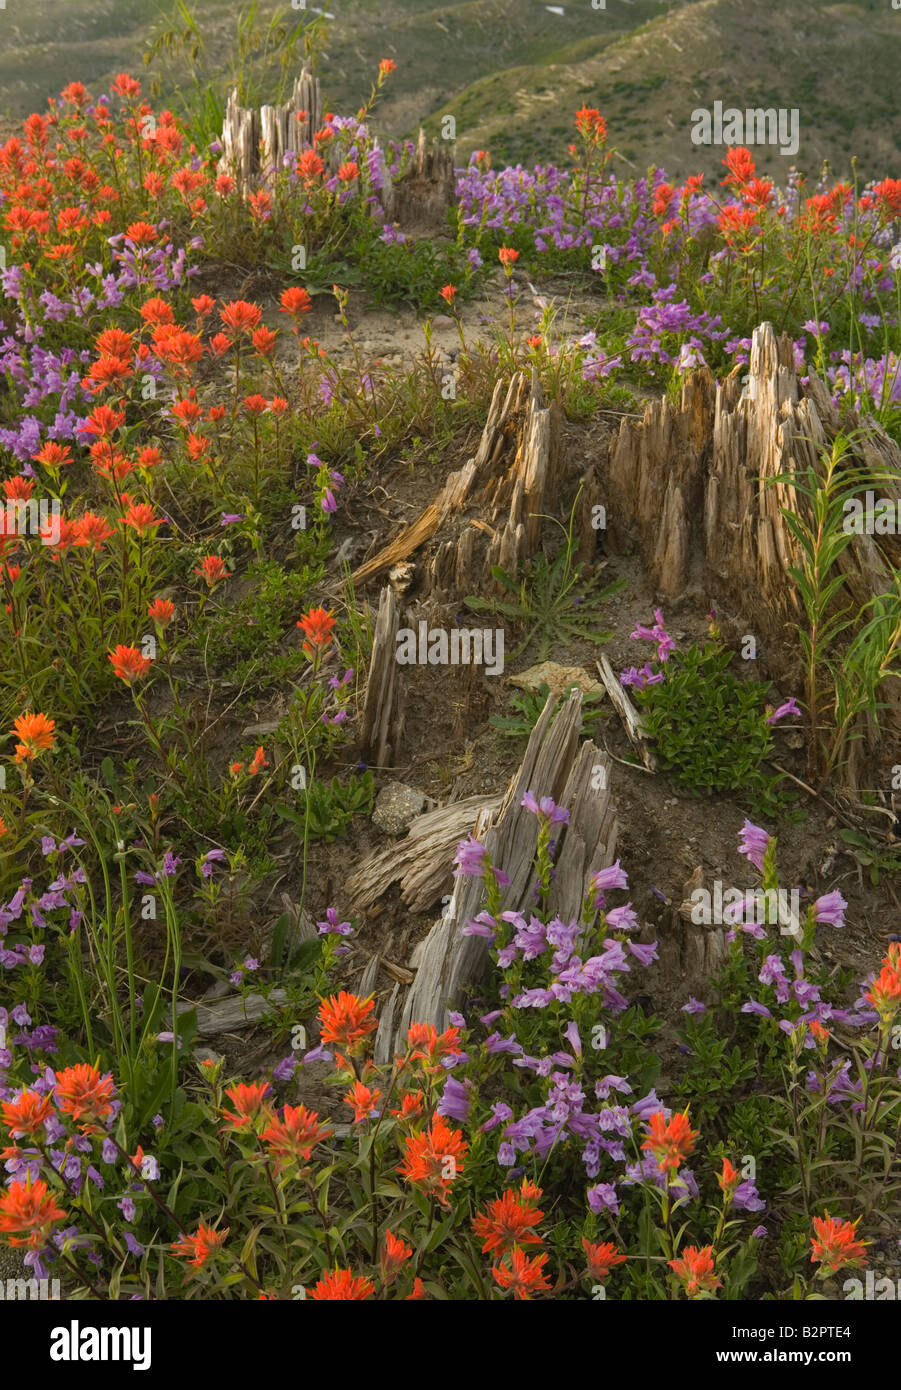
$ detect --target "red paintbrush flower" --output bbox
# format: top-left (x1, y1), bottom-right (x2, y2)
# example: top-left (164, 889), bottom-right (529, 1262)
top-left (0, 1177), bottom-right (67, 1248)
top-left (810, 1214), bottom-right (868, 1273)
top-left (318, 992), bottom-right (377, 1052)
top-left (641, 1110), bottom-right (698, 1172)
top-left (108, 644), bottom-right (152, 684)
top-left (397, 1112), bottom-right (468, 1206)
top-left (54, 1063), bottom-right (116, 1133)
top-left (309, 1268), bottom-right (374, 1300)
top-left (1, 1090), bottom-right (55, 1137)
top-left (473, 1181), bottom-right (544, 1256)
top-left (582, 1238), bottom-right (627, 1282)
top-left (170, 1222), bottom-right (228, 1269)
top-left (491, 1247), bottom-right (551, 1300)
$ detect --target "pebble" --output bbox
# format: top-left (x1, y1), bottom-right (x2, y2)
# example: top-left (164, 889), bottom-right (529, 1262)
top-left (372, 782), bottom-right (426, 836)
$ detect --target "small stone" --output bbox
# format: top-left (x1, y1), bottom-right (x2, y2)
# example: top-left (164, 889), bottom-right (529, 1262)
top-left (508, 661), bottom-right (605, 699)
top-left (431, 314), bottom-right (455, 328)
top-left (372, 782), bottom-right (426, 836)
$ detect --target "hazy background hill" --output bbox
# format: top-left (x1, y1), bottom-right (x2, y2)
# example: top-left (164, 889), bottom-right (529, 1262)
top-left (0, 0), bottom-right (898, 182)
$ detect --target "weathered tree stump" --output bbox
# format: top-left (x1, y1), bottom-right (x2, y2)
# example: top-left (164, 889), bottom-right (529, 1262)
top-left (359, 585), bottom-right (403, 768)
top-left (368, 689), bottom-right (618, 1051)
top-left (218, 65), bottom-right (455, 230)
top-left (602, 323), bottom-right (901, 688)
top-left (352, 369), bottom-right (565, 599)
top-left (642, 866), bottom-right (729, 997)
top-left (595, 321), bottom-right (901, 788)
top-left (346, 793), bottom-right (502, 912)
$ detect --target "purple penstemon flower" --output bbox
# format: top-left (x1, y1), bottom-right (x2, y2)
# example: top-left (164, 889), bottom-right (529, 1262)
top-left (766, 696), bottom-right (801, 725)
top-left (317, 907), bottom-right (353, 936)
top-left (437, 1075), bottom-right (471, 1123)
top-left (605, 903), bottom-right (639, 932)
top-left (811, 890), bottom-right (847, 928)
top-left (521, 790), bottom-right (570, 825)
top-left (738, 819), bottom-right (771, 872)
top-left (454, 834), bottom-right (487, 875)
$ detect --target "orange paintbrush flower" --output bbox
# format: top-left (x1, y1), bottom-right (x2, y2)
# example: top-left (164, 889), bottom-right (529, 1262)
top-left (472, 1181), bottom-right (544, 1256)
top-left (32, 440), bottom-right (73, 468)
top-left (194, 554), bottom-right (228, 588)
top-left (297, 605), bottom-right (336, 654)
top-left (108, 645), bottom-right (152, 685)
top-left (344, 1080), bottom-right (382, 1122)
top-left (221, 1081), bottom-right (273, 1131)
top-left (1, 1090), bottom-right (55, 1137)
top-left (94, 327), bottom-right (134, 360)
top-left (260, 1104), bottom-right (332, 1170)
top-left (11, 711), bottom-right (56, 761)
top-left (381, 1230), bottom-right (413, 1283)
top-left (574, 106), bottom-right (607, 143)
top-left (147, 598), bottom-right (176, 628)
top-left (309, 1267), bottom-right (374, 1300)
top-left (220, 299), bottom-right (262, 335)
top-left (391, 1089), bottom-right (425, 1121)
top-left (54, 1063), bottom-right (116, 1133)
top-left (397, 1112), bottom-right (468, 1206)
top-left (668, 1244), bottom-right (721, 1297)
top-left (0, 1176), bottom-right (67, 1248)
top-left (170, 1222), bottom-right (228, 1269)
top-left (126, 220), bottom-right (157, 244)
top-left (4, 476), bottom-right (34, 501)
top-left (152, 325), bottom-right (204, 370)
top-left (81, 404), bottom-right (125, 437)
top-left (140, 296), bottom-right (174, 325)
top-left (810, 1214), bottom-right (868, 1274)
top-left (121, 502), bottom-right (162, 536)
top-left (318, 991), bottom-right (377, 1052)
top-left (251, 326), bottom-right (278, 356)
top-left (718, 1157), bottom-right (741, 1195)
top-left (582, 1238), bottom-right (627, 1282)
top-left (171, 397), bottom-right (204, 426)
top-left (641, 1109), bottom-right (698, 1172)
top-left (280, 286), bottom-right (312, 317)
top-left (73, 511), bottom-right (116, 551)
top-left (865, 954), bottom-right (901, 1022)
top-left (405, 1022), bottom-right (462, 1069)
top-left (491, 1246), bottom-right (551, 1300)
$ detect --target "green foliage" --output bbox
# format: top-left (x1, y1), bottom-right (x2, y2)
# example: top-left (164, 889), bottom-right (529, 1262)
top-left (143, 0), bottom-right (320, 145)
top-left (275, 769), bottom-right (375, 842)
top-left (636, 642), bottom-right (782, 805)
top-left (489, 681), bottom-right (606, 740)
top-left (838, 827), bottom-right (901, 885)
top-left (465, 495), bottom-right (625, 660)
top-left (348, 220), bottom-right (471, 312)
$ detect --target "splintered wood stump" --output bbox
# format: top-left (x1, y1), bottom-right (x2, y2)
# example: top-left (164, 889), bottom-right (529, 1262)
top-left (346, 794), bottom-right (502, 912)
top-left (596, 321), bottom-right (901, 788)
top-left (218, 67), bottom-right (454, 229)
top-left (372, 689), bottom-right (618, 1055)
top-left (642, 866), bottom-right (728, 997)
top-left (219, 67), bottom-right (322, 189)
top-left (352, 369), bottom-right (565, 599)
top-left (359, 585), bottom-right (403, 767)
top-left (603, 323), bottom-right (901, 684)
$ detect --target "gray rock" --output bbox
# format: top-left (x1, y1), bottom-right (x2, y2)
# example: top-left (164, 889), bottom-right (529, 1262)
top-left (372, 782), bottom-right (426, 836)
top-left (431, 314), bottom-right (455, 328)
